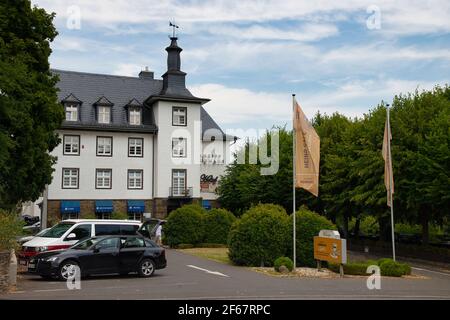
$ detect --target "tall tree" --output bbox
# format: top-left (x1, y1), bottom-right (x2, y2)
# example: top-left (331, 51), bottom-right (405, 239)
top-left (0, 0), bottom-right (63, 210)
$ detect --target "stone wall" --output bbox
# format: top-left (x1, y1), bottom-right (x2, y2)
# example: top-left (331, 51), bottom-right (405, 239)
top-left (0, 251), bottom-right (10, 293)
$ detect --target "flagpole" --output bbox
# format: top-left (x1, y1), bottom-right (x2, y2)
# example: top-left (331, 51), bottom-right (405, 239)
top-left (387, 104), bottom-right (396, 261)
top-left (292, 94), bottom-right (296, 270)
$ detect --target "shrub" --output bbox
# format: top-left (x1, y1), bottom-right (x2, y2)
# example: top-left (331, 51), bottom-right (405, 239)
top-left (164, 204), bottom-right (206, 247)
top-left (274, 257), bottom-right (294, 272)
top-left (379, 258), bottom-right (411, 277)
top-left (329, 262), bottom-right (371, 275)
top-left (82, 213), bottom-right (97, 219)
top-left (288, 207), bottom-right (336, 267)
top-left (176, 244), bottom-right (195, 249)
top-left (349, 216), bottom-right (379, 236)
top-left (228, 203), bottom-right (289, 267)
top-left (196, 243), bottom-right (228, 248)
top-left (0, 210), bottom-right (25, 251)
top-left (203, 208), bottom-right (236, 244)
top-left (111, 212), bottom-right (128, 220)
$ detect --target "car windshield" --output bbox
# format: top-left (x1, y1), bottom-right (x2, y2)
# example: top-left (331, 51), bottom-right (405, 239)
top-left (39, 222), bottom-right (75, 238)
top-left (71, 238), bottom-right (100, 250)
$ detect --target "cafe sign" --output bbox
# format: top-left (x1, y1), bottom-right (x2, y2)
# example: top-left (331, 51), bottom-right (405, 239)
top-left (313, 233), bottom-right (347, 264)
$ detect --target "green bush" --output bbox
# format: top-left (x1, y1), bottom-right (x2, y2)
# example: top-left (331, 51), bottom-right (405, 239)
top-left (203, 208), bottom-right (236, 244)
top-left (111, 212), bottom-right (128, 220)
top-left (288, 207), bottom-right (336, 267)
top-left (274, 257), bottom-right (294, 272)
top-left (228, 203), bottom-right (290, 267)
top-left (196, 243), bottom-right (228, 248)
top-left (329, 258), bottom-right (411, 277)
top-left (164, 204), bottom-right (206, 247)
top-left (176, 244), bottom-right (195, 249)
top-left (349, 215), bottom-right (379, 236)
top-left (82, 213), bottom-right (97, 219)
top-left (0, 210), bottom-right (25, 251)
top-left (379, 259), bottom-right (411, 277)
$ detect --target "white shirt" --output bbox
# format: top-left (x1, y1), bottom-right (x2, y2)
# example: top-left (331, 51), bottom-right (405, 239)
top-left (155, 225), bottom-right (162, 237)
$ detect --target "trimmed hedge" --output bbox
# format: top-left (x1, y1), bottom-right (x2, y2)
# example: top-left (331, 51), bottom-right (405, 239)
top-left (203, 208), bottom-right (236, 244)
top-left (164, 204), bottom-right (206, 247)
top-left (329, 258), bottom-right (411, 277)
top-left (274, 257), bottom-right (294, 272)
top-left (111, 212), bottom-right (128, 220)
top-left (228, 204), bottom-right (290, 267)
top-left (288, 207), bottom-right (336, 267)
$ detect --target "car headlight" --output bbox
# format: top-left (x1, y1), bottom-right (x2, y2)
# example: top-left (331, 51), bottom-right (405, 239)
top-left (37, 246), bottom-right (48, 252)
top-left (45, 256), bottom-right (58, 262)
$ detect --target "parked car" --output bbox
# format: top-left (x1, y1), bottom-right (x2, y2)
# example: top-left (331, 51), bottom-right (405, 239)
top-left (138, 218), bottom-right (166, 241)
top-left (28, 235), bottom-right (166, 280)
top-left (22, 221), bottom-right (41, 235)
top-left (19, 219), bottom-right (142, 266)
top-left (18, 228), bottom-right (49, 245)
top-left (21, 215), bottom-right (40, 226)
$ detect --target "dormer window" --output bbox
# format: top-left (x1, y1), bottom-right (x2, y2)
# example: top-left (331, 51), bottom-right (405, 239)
top-left (65, 104), bottom-right (78, 121)
top-left (129, 107), bottom-right (141, 125)
top-left (61, 93), bottom-right (82, 122)
top-left (98, 106), bottom-right (111, 124)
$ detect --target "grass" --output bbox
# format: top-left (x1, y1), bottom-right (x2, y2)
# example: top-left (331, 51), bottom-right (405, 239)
top-left (178, 247), bottom-right (232, 264)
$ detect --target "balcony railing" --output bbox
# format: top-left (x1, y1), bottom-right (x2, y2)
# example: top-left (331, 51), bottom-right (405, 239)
top-left (169, 187), bottom-right (193, 198)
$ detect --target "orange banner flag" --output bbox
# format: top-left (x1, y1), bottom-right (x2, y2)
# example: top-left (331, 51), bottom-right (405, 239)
top-left (382, 114), bottom-right (394, 207)
top-left (293, 100), bottom-right (320, 197)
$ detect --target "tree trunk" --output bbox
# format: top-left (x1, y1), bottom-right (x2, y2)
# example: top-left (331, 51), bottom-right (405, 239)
top-left (354, 217), bottom-right (361, 239)
top-left (421, 208), bottom-right (430, 245)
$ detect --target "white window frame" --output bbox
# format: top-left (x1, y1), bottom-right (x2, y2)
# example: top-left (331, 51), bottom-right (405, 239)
top-left (65, 104), bottom-right (78, 122)
top-left (172, 170), bottom-right (186, 196)
top-left (98, 106), bottom-right (111, 124)
top-left (129, 107), bottom-right (141, 125)
top-left (172, 107), bottom-right (186, 126)
top-left (172, 138), bottom-right (187, 157)
top-left (62, 168), bottom-right (79, 189)
top-left (63, 135), bottom-right (80, 155)
top-left (96, 169), bottom-right (112, 189)
top-left (97, 136), bottom-right (112, 156)
top-left (128, 170), bottom-right (143, 189)
top-left (128, 138), bottom-right (143, 157)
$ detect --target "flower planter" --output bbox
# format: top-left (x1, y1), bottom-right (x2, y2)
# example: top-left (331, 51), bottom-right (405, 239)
top-left (0, 251), bottom-right (11, 293)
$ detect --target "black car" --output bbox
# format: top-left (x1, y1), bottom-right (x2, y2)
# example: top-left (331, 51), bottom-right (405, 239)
top-left (28, 235), bottom-right (166, 280)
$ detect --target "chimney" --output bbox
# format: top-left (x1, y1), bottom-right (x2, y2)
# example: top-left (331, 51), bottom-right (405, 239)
top-left (139, 66), bottom-right (154, 79)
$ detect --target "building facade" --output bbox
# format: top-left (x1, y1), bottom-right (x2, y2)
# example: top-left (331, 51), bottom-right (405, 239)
top-left (43, 37), bottom-right (235, 225)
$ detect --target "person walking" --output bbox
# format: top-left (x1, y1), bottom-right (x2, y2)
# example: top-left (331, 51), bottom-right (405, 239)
top-left (155, 224), bottom-right (163, 246)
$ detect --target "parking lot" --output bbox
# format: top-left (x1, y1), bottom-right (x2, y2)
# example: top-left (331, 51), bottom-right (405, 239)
top-left (2, 249), bottom-right (450, 300)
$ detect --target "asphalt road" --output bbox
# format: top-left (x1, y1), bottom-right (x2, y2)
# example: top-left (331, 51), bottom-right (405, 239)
top-left (2, 250), bottom-right (450, 300)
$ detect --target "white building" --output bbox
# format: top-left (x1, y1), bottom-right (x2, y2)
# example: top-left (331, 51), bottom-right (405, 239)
top-left (42, 37), bottom-right (235, 225)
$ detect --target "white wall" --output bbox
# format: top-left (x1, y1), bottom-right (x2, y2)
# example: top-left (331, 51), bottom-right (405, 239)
top-left (48, 130), bottom-right (153, 200)
top-left (200, 140), bottom-right (231, 200)
top-left (153, 100), bottom-right (202, 198)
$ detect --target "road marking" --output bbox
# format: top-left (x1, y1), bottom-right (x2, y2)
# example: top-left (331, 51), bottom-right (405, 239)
top-left (412, 267), bottom-right (450, 277)
top-left (187, 265), bottom-right (230, 277)
top-left (33, 288), bottom-right (69, 293)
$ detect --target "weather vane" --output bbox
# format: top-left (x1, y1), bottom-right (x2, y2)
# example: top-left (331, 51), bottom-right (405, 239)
top-left (169, 21), bottom-right (179, 38)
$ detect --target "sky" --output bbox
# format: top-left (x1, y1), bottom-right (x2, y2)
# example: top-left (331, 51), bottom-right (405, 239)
top-left (32, 0), bottom-right (450, 134)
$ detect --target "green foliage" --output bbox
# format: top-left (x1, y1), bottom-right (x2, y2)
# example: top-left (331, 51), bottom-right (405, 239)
top-left (349, 216), bottom-right (380, 236)
top-left (289, 207), bottom-right (336, 267)
top-left (0, 210), bottom-right (25, 251)
top-left (176, 244), bottom-right (195, 249)
top-left (164, 204), bottom-right (206, 247)
top-left (203, 208), bottom-right (236, 244)
top-left (0, 0), bottom-right (64, 209)
top-left (217, 86), bottom-right (450, 243)
top-left (82, 213), bottom-right (97, 219)
top-left (329, 258), bottom-right (411, 277)
top-left (228, 204), bottom-right (290, 266)
top-left (274, 257), bottom-right (294, 272)
top-left (378, 258), bottom-right (411, 277)
top-left (111, 212), bottom-right (128, 220)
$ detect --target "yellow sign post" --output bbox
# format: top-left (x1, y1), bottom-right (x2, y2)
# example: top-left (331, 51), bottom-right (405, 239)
top-left (314, 234), bottom-right (347, 277)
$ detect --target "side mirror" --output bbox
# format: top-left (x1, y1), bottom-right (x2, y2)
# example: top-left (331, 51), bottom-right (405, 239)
top-left (66, 233), bottom-right (77, 240)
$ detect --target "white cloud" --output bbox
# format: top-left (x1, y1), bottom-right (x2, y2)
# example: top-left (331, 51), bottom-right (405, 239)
top-left (32, 0), bottom-right (450, 36)
top-left (192, 79), bottom-right (448, 129)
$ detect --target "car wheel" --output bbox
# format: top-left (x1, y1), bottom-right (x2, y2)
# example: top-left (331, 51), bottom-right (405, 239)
top-left (58, 260), bottom-right (80, 281)
top-left (138, 259), bottom-right (155, 277)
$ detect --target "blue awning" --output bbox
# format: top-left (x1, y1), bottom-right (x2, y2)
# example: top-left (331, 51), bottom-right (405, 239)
top-left (95, 200), bottom-right (113, 213)
top-left (60, 201), bottom-right (80, 214)
top-left (127, 200), bottom-right (145, 213)
top-left (202, 200), bottom-right (212, 210)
